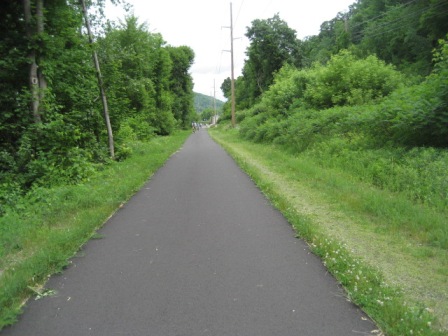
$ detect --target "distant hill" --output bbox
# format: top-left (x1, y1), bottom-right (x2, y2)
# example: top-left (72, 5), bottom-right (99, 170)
top-left (194, 92), bottom-right (225, 114)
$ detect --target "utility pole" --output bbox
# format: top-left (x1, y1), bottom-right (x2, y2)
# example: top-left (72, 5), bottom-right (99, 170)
top-left (229, 2), bottom-right (236, 127)
top-left (223, 2), bottom-right (236, 127)
top-left (213, 79), bottom-right (217, 124)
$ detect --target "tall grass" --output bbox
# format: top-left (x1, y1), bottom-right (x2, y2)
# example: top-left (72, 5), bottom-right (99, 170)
top-left (293, 146), bottom-right (448, 249)
top-left (238, 109), bottom-right (448, 249)
top-left (306, 138), bottom-right (448, 213)
top-left (239, 105), bottom-right (448, 218)
top-left (0, 131), bottom-right (190, 329)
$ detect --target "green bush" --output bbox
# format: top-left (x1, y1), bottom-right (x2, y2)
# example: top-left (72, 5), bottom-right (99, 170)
top-left (259, 65), bottom-right (309, 115)
top-left (239, 107), bottom-right (269, 141)
top-left (152, 109), bottom-right (177, 136)
top-left (235, 43), bottom-right (448, 213)
top-left (304, 50), bottom-right (403, 109)
top-left (118, 116), bottom-right (156, 142)
top-left (366, 38), bottom-right (448, 147)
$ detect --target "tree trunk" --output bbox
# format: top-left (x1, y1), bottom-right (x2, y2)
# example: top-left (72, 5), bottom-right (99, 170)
top-left (36, 0), bottom-right (48, 101)
top-left (23, 0), bottom-right (41, 123)
top-left (79, 0), bottom-right (115, 159)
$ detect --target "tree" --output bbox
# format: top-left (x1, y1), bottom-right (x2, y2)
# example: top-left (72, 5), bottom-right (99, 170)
top-left (98, 16), bottom-right (195, 136)
top-left (348, 0), bottom-right (448, 75)
top-left (0, 1), bottom-right (31, 153)
top-left (1, 0), bottom-right (111, 189)
top-left (99, 16), bottom-right (164, 134)
top-left (23, 0), bottom-right (46, 123)
top-left (242, 14), bottom-right (302, 105)
top-left (166, 45), bottom-right (195, 128)
top-left (0, 1), bottom-right (195, 193)
top-left (200, 108), bottom-right (214, 123)
top-left (220, 77), bottom-right (232, 99)
top-left (80, 0), bottom-right (115, 159)
top-left (299, 0), bottom-right (448, 76)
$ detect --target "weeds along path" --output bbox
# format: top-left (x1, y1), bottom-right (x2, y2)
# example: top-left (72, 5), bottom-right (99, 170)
top-left (210, 128), bottom-right (448, 335)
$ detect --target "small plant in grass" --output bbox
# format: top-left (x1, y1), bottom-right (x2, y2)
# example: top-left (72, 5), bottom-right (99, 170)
top-left (90, 232), bottom-right (104, 239)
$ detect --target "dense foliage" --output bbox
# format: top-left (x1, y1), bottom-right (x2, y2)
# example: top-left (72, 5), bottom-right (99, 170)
top-left (0, 1), bottom-right (195, 210)
top-left (367, 38), bottom-right (448, 147)
top-left (302, 0), bottom-right (448, 75)
top-left (216, 0), bottom-right (448, 214)
top-left (220, 0), bottom-right (448, 111)
top-left (215, 4), bottom-right (448, 327)
top-left (236, 41), bottom-right (448, 213)
top-left (241, 14), bottom-right (302, 105)
top-left (237, 38), bottom-right (448, 150)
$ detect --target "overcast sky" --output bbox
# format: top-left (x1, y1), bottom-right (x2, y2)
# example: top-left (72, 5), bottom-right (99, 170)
top-left (106, 0), bottom-right (355, 101)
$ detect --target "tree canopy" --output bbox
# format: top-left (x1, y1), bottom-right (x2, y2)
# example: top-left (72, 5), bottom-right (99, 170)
top-left (0, 0), bottom-right (195, 202)
top-left (241, 14), bottom-right (302, 105)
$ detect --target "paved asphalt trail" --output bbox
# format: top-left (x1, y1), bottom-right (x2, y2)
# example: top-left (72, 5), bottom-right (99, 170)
top-left (3, 130), bottom-right (376, 336)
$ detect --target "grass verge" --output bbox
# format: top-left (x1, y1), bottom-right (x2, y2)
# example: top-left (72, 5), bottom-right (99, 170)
top-left (210, 126), bottom-right (447, 336)
top-left (0, 131), bottom-right (190, 330)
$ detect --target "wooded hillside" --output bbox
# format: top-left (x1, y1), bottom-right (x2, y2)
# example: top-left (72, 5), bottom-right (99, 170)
top-left (194, 92), bottom-right (225, 114)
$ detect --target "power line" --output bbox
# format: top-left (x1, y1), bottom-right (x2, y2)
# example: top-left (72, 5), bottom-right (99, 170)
top-left (234, 0), bottom-right (245, 26)
top-left (215, 1), bottom-right (229, 75)
top-left (362, 8), bottom-right (448, 40)
top-left (349, 0), bottom-right (420, 30)
top-left (262, 0), bottom-right (274, 17)
top-left (351, 1), bottom-right (447, 40)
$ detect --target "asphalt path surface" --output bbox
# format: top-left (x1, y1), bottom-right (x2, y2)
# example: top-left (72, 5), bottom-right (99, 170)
top-left (3, 130), bottom-right (376, 336)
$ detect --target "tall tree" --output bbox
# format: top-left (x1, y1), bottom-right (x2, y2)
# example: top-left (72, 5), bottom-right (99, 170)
top-left (166, 45), bottom-right (195, 128)
top-left (80, 0), bottom-right (115, 159)
top-left (98, 16), bottom-right (183, 135)
top-left (1, 1), bottom-right (195, 192)
top-left (23, 0), bottom-right (46, 123)
top-left (99, 16), bottom-right (161, 128)
top-left (0, 1), bottom-right (30, 153)
top-left (242, 14), bottom-right (302, 105)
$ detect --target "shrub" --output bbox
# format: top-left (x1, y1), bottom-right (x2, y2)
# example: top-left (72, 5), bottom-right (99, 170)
top-left (239, 112), bottom-right (268, 141)
top-left (366, 38), bottom-right (448, 147)
top-left (118, 116), bottom-right (156, 142)
top-left (260, 65), bottom-right (309, 115)
top-left (304, 50), bottom-right (403, 109)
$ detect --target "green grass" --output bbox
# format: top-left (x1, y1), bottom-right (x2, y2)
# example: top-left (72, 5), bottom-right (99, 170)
top-left (0, 131), bottom-right (190, 329)
top-left (305, 140), bottom-right (448, 215)
top-left (210, 126), bottom-right (448, 336)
